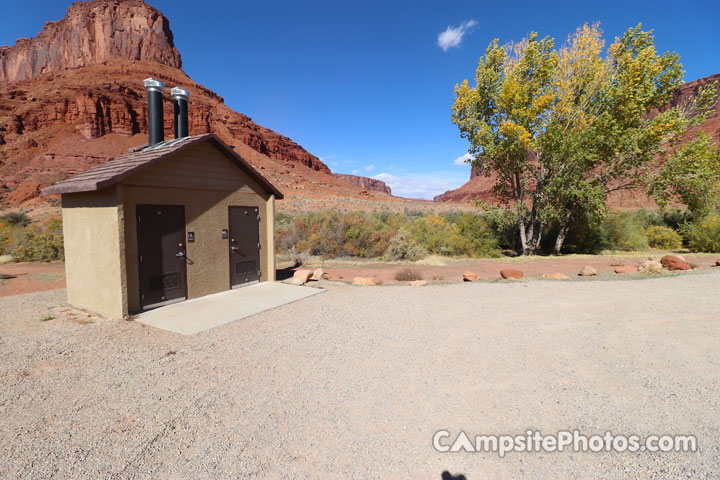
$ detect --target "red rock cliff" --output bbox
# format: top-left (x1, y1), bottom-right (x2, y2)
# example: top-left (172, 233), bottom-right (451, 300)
top-left (0, 0), bottom-right (341, 208)
top-left (331, 173), bottom-right (392, 195)
top-left (0, 0), bottom-right (182, 87)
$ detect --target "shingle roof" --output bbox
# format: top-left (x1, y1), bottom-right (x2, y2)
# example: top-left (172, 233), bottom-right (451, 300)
top-left (41, 133), bottom-right (284, 199)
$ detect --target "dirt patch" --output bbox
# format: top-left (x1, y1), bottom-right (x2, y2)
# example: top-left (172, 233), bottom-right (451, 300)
top-left (1, 253), bottom-right (717, 298)
top-left (0, 262), bottom-right (65, 297)
top-left (303, 252), bottom-right (720, 285)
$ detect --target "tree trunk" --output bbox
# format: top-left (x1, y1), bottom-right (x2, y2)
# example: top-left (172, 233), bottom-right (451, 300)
top-left (528, 222), bottom-right (544, 253)
top-left (552, 210), bottom-right (574, 255)
top-left (519, 217), bottom-right (529, 255)
top-left (525, 158), bottom-right (545, 254)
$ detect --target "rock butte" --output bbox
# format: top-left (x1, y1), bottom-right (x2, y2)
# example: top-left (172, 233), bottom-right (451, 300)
top-left (0, 0), bottom-right (394, 211)
top-left (330, 174), bottom-right (391, 195)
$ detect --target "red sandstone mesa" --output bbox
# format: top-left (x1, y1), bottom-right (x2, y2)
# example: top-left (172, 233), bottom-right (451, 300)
top-left (0, 0), bottom-right (181, 87)
top-left (331, 173), bottom-right (392, 195)
top-left (0, 0), bottom-right (409, 212)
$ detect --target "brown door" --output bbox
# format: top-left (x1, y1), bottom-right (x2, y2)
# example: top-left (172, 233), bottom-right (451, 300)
top-left (136, 204), bottom-right (187, 309)
top-left (228, 206), bottom-right (261, 288)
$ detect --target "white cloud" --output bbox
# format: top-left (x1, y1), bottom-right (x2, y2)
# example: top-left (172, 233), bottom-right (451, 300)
top-left (374, 172), bottom-right (466, 200)
top-left (453, 152), bottom-right (474, 166)
top-left (351, 169), bottom-right (361, 175)
top-left (364, 165), bottom-right (375, 172)
top-left (438, 20), bottom-right (477, 52)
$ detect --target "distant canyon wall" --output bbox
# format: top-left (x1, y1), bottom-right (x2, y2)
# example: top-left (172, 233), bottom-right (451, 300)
top-left (332, 173), bottom-right (392, 195)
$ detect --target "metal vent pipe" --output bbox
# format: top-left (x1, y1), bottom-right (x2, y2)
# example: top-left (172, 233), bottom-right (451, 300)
top-left (143, 77), bottom-right (165, 146)
top-left (171, 87), bottom-right (190, 139)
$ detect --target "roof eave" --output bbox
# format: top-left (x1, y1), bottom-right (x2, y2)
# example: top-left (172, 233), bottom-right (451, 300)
top-left (41, 133), bottom-right (284, 200)
top-left (206, 135), bottom-right (284, 199)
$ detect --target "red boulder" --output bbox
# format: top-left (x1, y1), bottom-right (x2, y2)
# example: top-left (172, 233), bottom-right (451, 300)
top-left (500, 269), bottom-right (523, 279)
top-left (613, 266), bottom-right (638, 274)
top-left (660, 255), bottom-right (691, 271)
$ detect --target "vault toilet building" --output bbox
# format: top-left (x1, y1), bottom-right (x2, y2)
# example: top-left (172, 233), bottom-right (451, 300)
top-left (43, 78), bottom-right (283, 319)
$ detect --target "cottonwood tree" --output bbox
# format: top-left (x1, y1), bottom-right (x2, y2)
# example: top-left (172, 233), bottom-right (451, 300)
top-left (452, 33), bottom-right (557, 254)
top-left (453, 23), bottom-right (714, 255)
top-left (649, 131), bottom-right (720, 217)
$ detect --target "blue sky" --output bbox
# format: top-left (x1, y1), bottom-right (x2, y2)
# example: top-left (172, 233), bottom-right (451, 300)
top-left (2, 0), bottom-right (719, 198)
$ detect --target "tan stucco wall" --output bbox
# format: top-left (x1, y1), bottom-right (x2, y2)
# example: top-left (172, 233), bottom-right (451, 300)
top-left (57, 140), bottom-right (277, 317)
top-left (122, 187), bottom-right (274, 312)
top-left (61, 187), bottom-right (127, 319)
top-left (121, 142), bottom-right (276, 313)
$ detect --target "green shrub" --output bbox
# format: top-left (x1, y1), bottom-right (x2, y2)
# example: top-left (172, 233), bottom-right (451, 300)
top-left (14, 228), bottom-right (64, 261)
top-left (554, 212), bottom-right (610, 254)
top-left (661, 209), bottom-right (693, 230)
top-left (477, 204), bottom-right (519, 251)
top-left (604, 212), bottom-right (648, 251)
top-left (8, 216), bottom-right (64, 262)
top-left (409, 213), bottom-right (500, 258)
top-left (0, 211), bottom-right (31, 227)
top-left (0, 221), bottom-right (14, 256)
top-left (682, 214), bottom-right (720, 253)
top-left (275, 210), bottom-right (500, 260)
top-left (645, 226), bottom-right (683, 250)
top-left (453, 212), bottom-right (502, 257)
top-left (384, 229), bottom-right (427, 261)
top-left (292, 211), bottom-right (345, 257)
top-left (342, 212), bottom-right (395, 257)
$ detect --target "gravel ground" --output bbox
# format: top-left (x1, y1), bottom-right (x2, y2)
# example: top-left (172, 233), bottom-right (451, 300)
top-left (1, 274), bottom-right (719, 479)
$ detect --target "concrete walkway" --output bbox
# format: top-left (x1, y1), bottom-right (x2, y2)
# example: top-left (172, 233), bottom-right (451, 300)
top-left (133, 282), bottom-right (323, 334)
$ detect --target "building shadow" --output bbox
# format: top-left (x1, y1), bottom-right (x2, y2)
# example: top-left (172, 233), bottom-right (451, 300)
top-left (275, 264), bottom-right (299, 281)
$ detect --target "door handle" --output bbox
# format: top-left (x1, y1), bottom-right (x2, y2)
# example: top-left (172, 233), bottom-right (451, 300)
top-left (231, 246), bottom-right (238, 252)
top-left (175, 251), bottom-right (185, 258)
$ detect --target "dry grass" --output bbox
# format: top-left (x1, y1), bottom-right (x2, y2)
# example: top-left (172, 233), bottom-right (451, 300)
top-left (394, 268), bottom-right (424, 281)
top-left (26, 272), bottom-right (64, 283)
top-left (415, 254), bottom-right (451, 266)
top-left (638, 259), bottom-right (663, 274)
top-left (276, 195), bottom-right (478, 216)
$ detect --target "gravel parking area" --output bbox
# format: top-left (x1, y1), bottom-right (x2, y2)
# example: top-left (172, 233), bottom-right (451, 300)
top-left (1, 274), bottom-right (719, 478)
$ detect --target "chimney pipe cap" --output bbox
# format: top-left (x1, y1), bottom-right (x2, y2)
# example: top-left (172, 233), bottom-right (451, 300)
top-left (171, 87), bottom-right (190, 101)
top-left (143, 77), bottom-right (165, 92)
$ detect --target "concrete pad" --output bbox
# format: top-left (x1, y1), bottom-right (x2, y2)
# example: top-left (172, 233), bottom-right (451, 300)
top-left (134, 282), bottom-right (324, 335)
